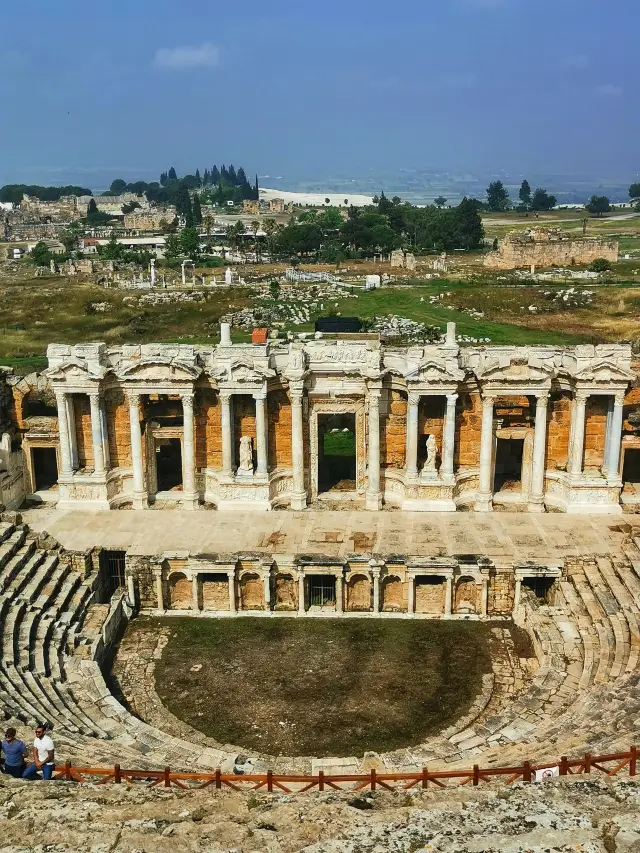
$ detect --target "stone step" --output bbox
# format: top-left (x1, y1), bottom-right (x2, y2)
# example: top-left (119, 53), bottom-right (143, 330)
top-left (0, 528), bottom-right (26, 575)
top-left (0, 541), bottom-right (37, 595)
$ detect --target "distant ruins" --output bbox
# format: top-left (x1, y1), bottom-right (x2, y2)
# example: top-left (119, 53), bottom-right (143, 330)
top-left (484, 228), bottom-right (619, 271)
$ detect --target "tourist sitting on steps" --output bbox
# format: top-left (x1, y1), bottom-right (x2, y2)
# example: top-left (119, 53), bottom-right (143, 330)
top-left (22, 725), bottom-right (55, 781)
top-left (0, 728), bottom-right (27, 778)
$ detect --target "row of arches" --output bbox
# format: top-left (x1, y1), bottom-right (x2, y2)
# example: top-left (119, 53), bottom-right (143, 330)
top-left (166, 571), bottom-right (482, 615)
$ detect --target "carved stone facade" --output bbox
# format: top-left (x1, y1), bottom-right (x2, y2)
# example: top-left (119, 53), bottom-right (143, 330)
top-left (484, 228), bottom-right (619, 271)
top-left (2, 330), bottom-right (640, 514)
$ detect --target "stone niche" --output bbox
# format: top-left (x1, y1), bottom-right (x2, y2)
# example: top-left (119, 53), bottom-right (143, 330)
top-left (274, 573), bottom-right (297, 610)
top-left (239, 572), bottom-right (265, 610)
top-left (347, 573), bottom-right (371, 611)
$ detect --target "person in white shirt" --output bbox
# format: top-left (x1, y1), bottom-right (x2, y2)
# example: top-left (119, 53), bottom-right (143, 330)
top-left (22, 726), bottom-right (55, 781)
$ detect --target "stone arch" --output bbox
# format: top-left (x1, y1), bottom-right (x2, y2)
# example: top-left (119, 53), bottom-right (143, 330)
top-left (239, 572), bottom-right (264, 610)
top-left (168, 572), bottom-right (191, 610)
top-left (382, 575), bottom-right (404, 612)
top-left (274, 573), bottom-right (297, 611)
top-left (347, 573), bottom-right (371, 611)
top-left (454, 576), bottom-right (478, 614)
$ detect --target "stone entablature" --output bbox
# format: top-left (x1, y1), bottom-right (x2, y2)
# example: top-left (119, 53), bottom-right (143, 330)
top-left (3, 334), bottom-right (639, 514)
top-left (484, 228), bottom-right (619, 271)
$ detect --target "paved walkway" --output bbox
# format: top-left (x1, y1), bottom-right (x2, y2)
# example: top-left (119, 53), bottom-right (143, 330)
top-left (22, 508), bottom-right (639, 562)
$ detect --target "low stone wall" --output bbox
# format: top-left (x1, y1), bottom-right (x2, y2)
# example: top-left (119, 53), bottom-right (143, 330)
top-left (484, 229), bottom-right (619, 270)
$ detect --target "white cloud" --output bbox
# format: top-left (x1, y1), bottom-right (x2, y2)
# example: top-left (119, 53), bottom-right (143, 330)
top-left (595, 83), bottom-right (623, 97)
top-left (154, 43), bottom-right (220, 70)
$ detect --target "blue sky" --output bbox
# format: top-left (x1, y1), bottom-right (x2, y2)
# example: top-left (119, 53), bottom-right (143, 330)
top-left (1, 0), bottom-right (638, 187)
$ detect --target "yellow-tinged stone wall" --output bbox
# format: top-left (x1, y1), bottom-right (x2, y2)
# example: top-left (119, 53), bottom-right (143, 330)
top-left (381, 389), bottom-right (406, 469)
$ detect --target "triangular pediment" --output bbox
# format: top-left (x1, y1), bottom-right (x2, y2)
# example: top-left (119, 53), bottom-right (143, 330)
top-left (575, 359), bottom-right (635, 383)
top-left (44, 360), bottom-right (106, 382)
top-left (476, 357), bottom-right (553, 383)
top-left (407, 358), bottom-right (465, 383)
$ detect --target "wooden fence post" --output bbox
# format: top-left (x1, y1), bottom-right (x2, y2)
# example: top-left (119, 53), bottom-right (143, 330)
top-left (560, 756), bottom-right (568, 776)
top-left (164, 766), bottom-right (171, 788)
top-left (215, 768), bottom-right (221, 790)
top-left (64, 760), bottom-right (72, 781)
top-left (267, 770), bottom-right (273, 792)
top-left (114, 764), bottom-right (121, 784)
top-left (630, 746), bottom-right (637, 777)
top-left (371, 769), bottom-right (377, 791)
top-left (523, 761), bottom-right (532, 783)
top-left (318, 770), bottom-right (324, 792)
top-left (472, 765), bottom-right (480, 786)
top-left (584, 753), bottom-right (591, 774)
top-left (422, 766), bottom-right (428, 790)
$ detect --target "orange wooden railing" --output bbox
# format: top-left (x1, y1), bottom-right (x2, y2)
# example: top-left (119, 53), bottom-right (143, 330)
top-left (50, 745), bottom-right (638, 792)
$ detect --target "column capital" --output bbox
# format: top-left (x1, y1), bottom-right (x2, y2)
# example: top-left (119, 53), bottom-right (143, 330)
top-left (574, 390), bottom-right (589, 404)
top-left (535, 392), bottom-right (549, 407)
top-left (289, 380), bottom-right (305, 400)
top-left (226, 569), bottom-right (236, 579)
top-left (89, 391), bottom-right (101, 406)
top-left (219, 388), bottom-right (233, 403)
top-left (54, 389), bottom-right (68, 403)
top-left (180, 390), bottom-right (195, 404)
top-left (614, 391), bottom-right (626, 407)
top-left (252, 390), bottom-right (267, 402)
top-left (481, 394), bottom-right (495, 409)
top-left (408, 391), bottom-right (421, 406)
top-left (446, 392), bottom-right (459, 404)
top-left (125, 389), bottom-right (141, 405)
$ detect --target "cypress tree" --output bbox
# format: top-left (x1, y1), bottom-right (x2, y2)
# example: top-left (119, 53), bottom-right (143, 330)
top-left (237, 166), bottom-right (247, 185)
top-left (195, 168), bottom-right (202, 187)
top-left (220, 164), bottom-right (229, 183)
top-left (192, 193), bottom-right (203, 225)
top-left (203, 168), bottom-right (210, 186)
top-left (168, 166), bottom-right (177, 181)
top-left (254, 174), bottom-right (259, 200)
top-left (228, 164), bottom-right (237, 185)
top-left (211, 165), bottom-right (220, 185)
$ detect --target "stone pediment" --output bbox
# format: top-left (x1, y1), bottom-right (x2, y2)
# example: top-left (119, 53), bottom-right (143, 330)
top-left (406, 358), bottom-right (465, 384)
top-left (574, 359), bottom-right (635, 385)
top-left (118, 358), bottom-right (201, 382)
top-left (475, 357), bottom-right (554, 385)
top-left (210, 357), bottom-right (274, 384)
top-left (44, 360), bottom-right (107, 382)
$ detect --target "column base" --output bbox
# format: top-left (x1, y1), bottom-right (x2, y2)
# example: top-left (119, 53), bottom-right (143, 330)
top-left (474, 493), bottom-right (493, 512)
top-left (181, 492), bottom-right (199, 510)
top-left (527, 499), bottom-right (546, 513)
top-left (133, 493), bottom-right (148, 510)
top-left (291, 491), bottom-right (307, 511)
top-left (366, 491), bottom-right (383, 511)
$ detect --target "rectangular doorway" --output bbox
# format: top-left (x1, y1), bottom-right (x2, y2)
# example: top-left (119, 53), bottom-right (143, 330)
top-left (32, 447), bottom-right (58, 491)
top-left (318, 413), bottom-right (356, 493)
top-left (494, 438), bottom-right (524, 493)
top-left (101, 550), bottom-right (126, 598)
top-left (309, 575), bottom-right (336, 608)
top-left (155, 438), bottom-right (183, 491)
top-left (623, 449), bottom-right (640, 488)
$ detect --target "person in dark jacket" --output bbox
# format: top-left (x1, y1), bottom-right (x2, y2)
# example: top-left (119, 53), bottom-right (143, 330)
top-left (1, 728), bottom-right (27, 778)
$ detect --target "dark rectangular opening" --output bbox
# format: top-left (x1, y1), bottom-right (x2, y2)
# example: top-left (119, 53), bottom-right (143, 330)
top-left (156, 437), bottom-right (183, 491)
top-left (102, 550), bottom-right (126, 597)
top-left (522, 576), bottom-right (556, 603)
top-left (309, 575), bottom-right (336, 607)
top-left (318, 413), bottom-right (356, 493)
top-left (623, 449), bottom-right (640, 486)
top-left (32, 447), bottom-right (58, 491)
top-left (494, 438), bottom-right (524, 493)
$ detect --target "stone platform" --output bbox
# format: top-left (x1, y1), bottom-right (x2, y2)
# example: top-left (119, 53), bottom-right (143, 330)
top-left (23, 507), bottom-right (637, 563)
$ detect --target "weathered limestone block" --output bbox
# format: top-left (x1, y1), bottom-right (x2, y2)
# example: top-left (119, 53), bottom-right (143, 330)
top-left (268, 389), bottom-right (292, 469)
top-left (169, 573), bottom-right (191, 609)
top-left (239, 573), bottom-right (265, 610)
top-left (484, 228), bottom-right (619, 270)
top-left (347, 574), bottom-right (371, 611)
top-left (274, 574), bottom-right (297, 610)
top-left (382, 576), bottom-right (404, 611)
top-left (202, 575), bottom-right (230, 610)
top-left (454, 577), bottom-right (478, 614)
top-left (415, 578), bottom-right (446, 614)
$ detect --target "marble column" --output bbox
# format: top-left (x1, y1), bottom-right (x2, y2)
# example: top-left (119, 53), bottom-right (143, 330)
top-left (441, 393), bottom-right (458, 480)
top-left (475, 395), bottom-right (495, 511)
top-left (298, 572), bottom-right (305, 613)
top-left (605, 392), bottom-right (625, 480)
top-left (127, 392), bottom-right (147, 508)
top-left (514, 577), bottom-right (522, 610)
top-left (263, 573), bottom-right (271, 608)
top-left (407, 576), bottom-right (415, 614)
top-left (254, 391), bottom-right (268, 476)
top-left (220, 391), bottom-right (233, 476)
top-left (481, 579), bottom-right (489, 616)
top-left (154, 572), bottom-right (164, 610)
top-left (227, 571), bottom-right (236, 613)
top-left (192, 575), bottom-right (200, 612)
top-left (126, 574), bottom-right (136, 608)
top-left (528, 393), bottom-right (549, 512)
top-left (366, 386), bottom-right (382, 510)
top-left (444, 576), bottom-right (453, 616)
top-left (405, 392), bottom-right (420, 476)
top-left (99, 398), bottom-right (110, 469)
top-left (335, 574), bottom-right (343, 613)
top-left (372, 571), bottom-right (380, 614)
top-left (181, 392), bottom-right (197, 508)
top-left (55, 392), bottom-right (73, 478)
top-left (290, 383), bottom-right (307, 510)
top-left (66, 395), bottom-right (78, 470)
top-left (568, 392), bottom-right (588, 478)
top-left (89, 393), bottom-right (106, 475)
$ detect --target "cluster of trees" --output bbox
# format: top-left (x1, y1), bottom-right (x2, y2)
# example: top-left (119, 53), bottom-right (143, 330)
top-left (0, 184), bottom-right (92, 204)
top-left (265, 193), bottom-right (484, 261)
top-left (486, 180), bottom-right (556, 212)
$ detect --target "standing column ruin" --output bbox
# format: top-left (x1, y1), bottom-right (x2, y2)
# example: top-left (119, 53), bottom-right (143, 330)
top-left (441, 392), bottom-right (458, 479)
top-left (529, 393), bottom-right (549, 511)
top-left (366, 385), bottom-right (382, 510)
top-left (405, 392), bottom-right (420, 476)
top-left (55, 392), bottom-right (74, 478)
top-left (220, 391), bottom-right (233, 476)
top-left (254, 391), bottom-right (268, 476)
top-left (181, 392), bottom-right (198, 508)
top-left (89, 393), bottom-right (106, 476)
top-left (605, 392), bottom-right (625, 480)
top-left (476, 395), bottom-right (495, 511)
top-left (568, 392), bottom-right (588, 478)
top-left (290, 383), bottom-right (307, 510)
top-left (127, 392), bottom-right (147, 509)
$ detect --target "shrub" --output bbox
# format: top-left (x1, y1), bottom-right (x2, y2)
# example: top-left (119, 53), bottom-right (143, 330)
top-left (589, 258), bottom-right (613, 273)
